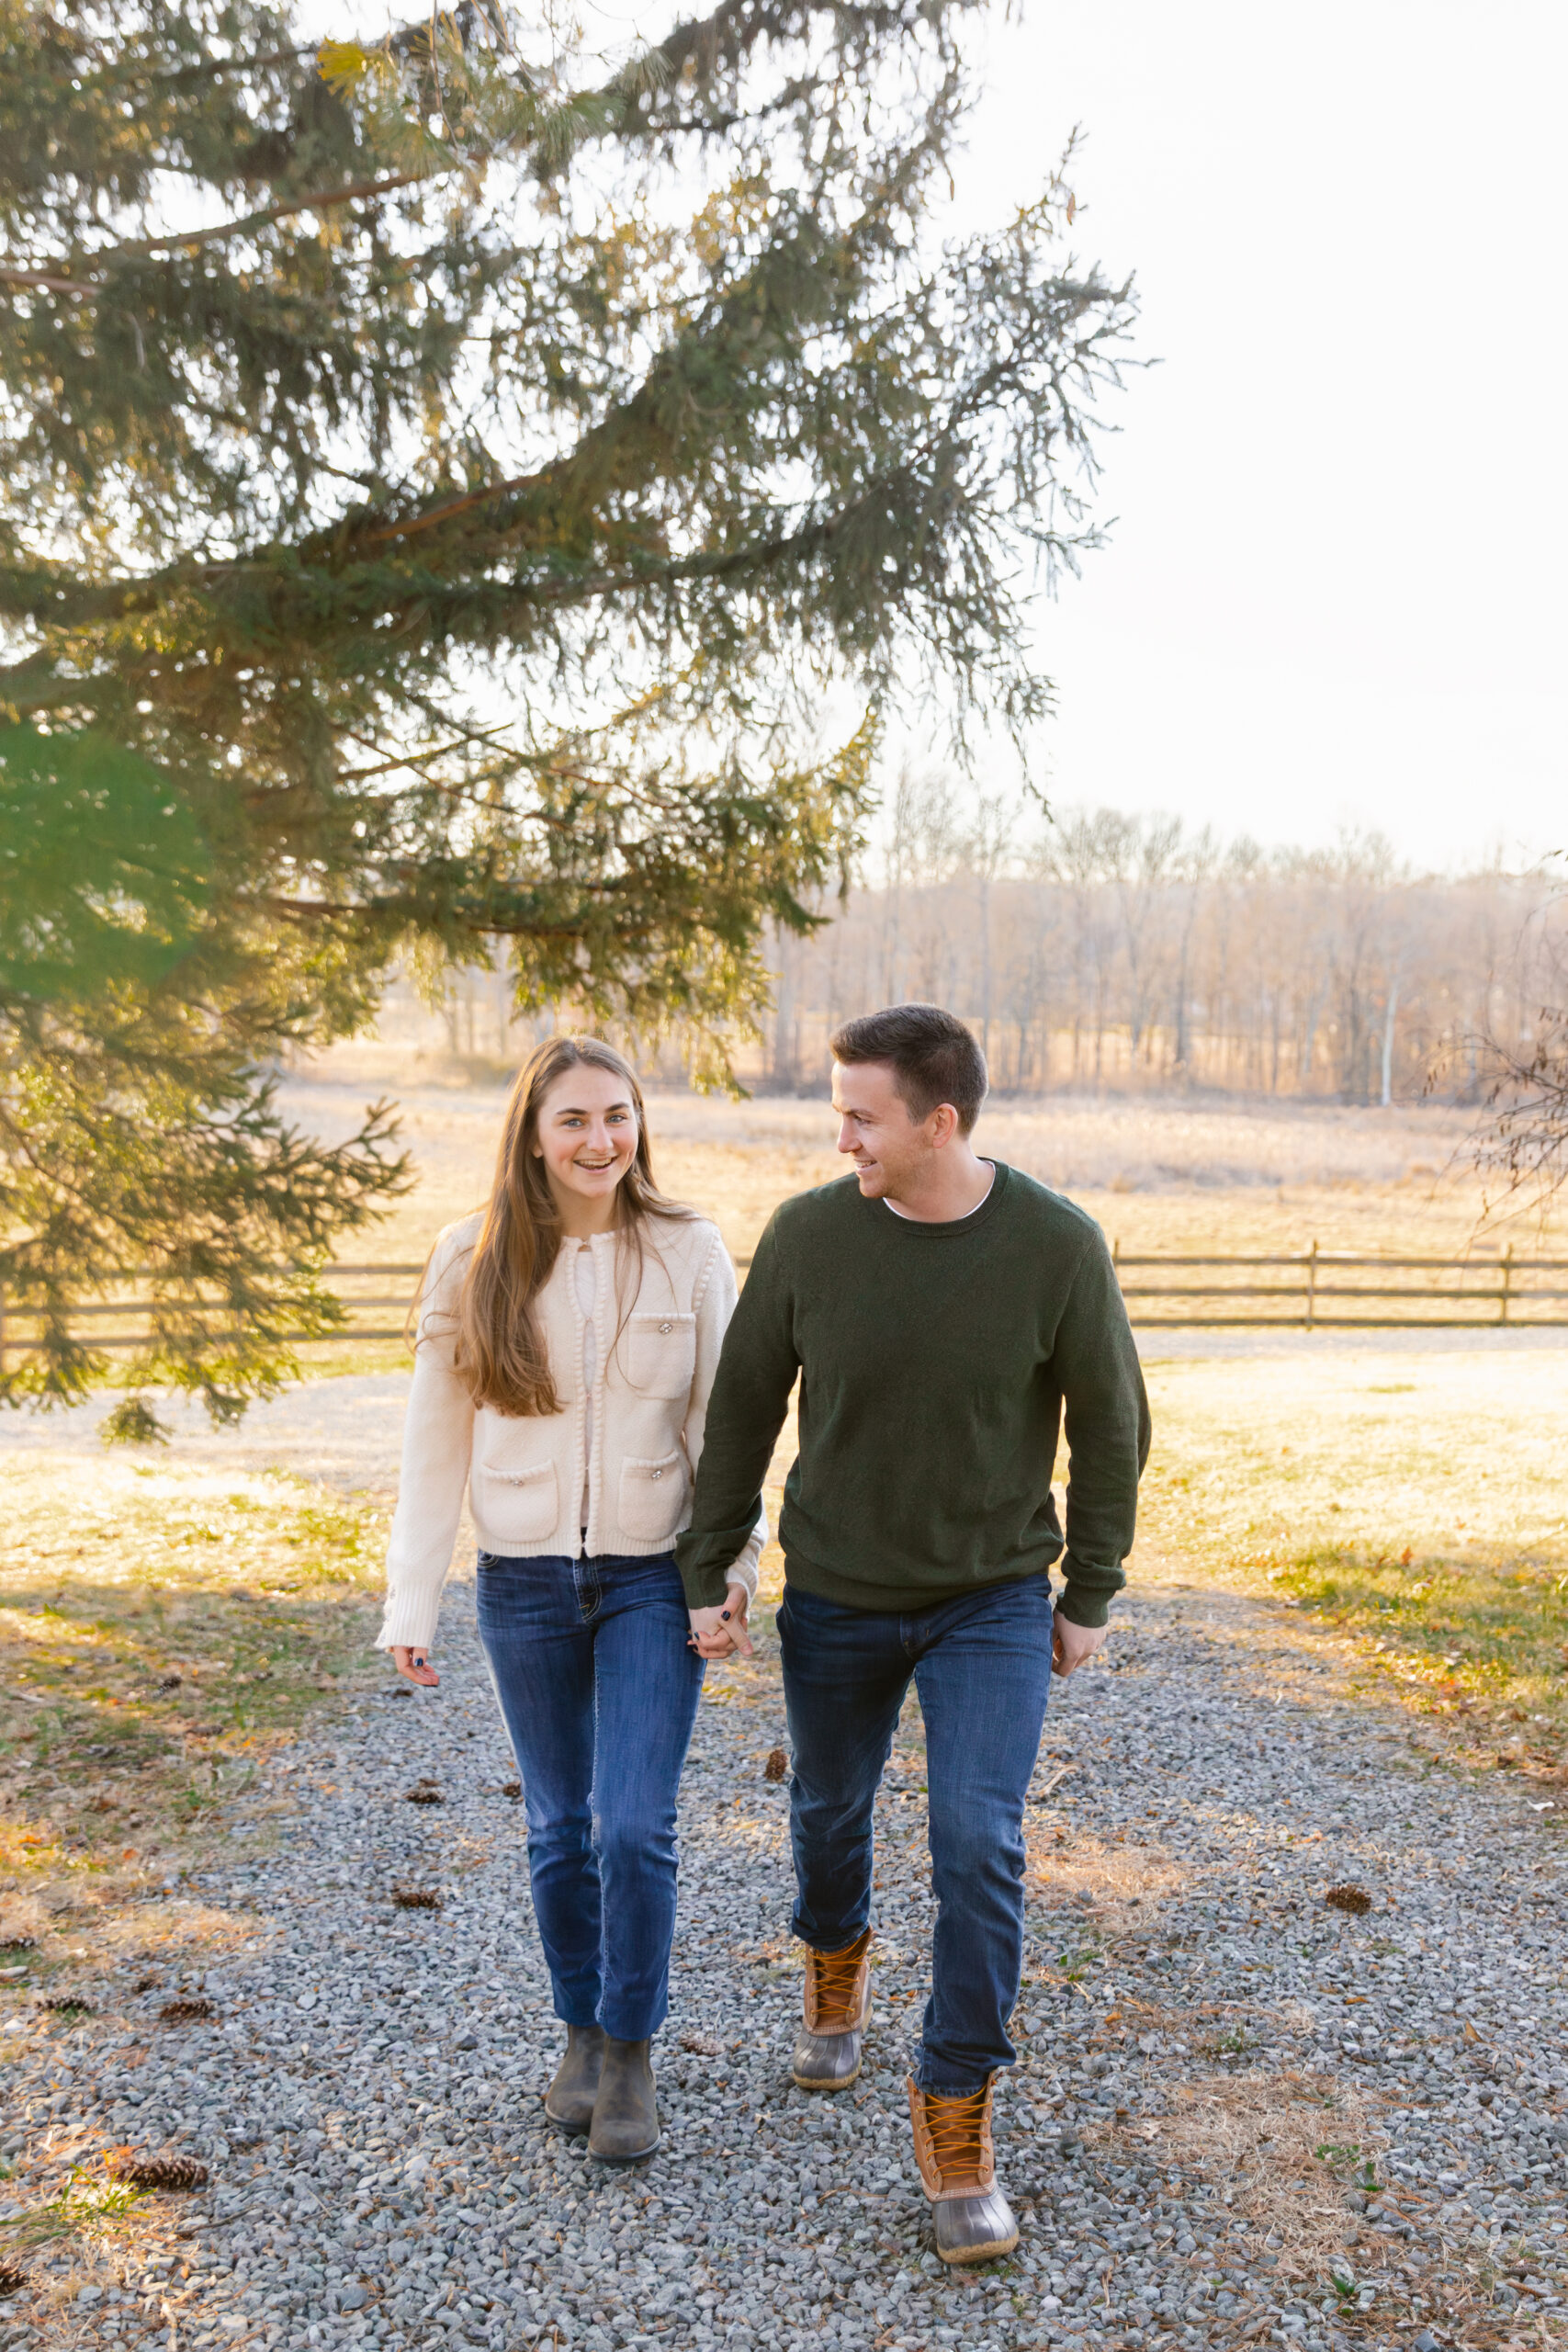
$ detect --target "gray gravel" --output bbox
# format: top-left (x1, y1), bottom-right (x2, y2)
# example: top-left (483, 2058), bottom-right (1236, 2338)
top-left (3, 1573), bottom-right (1565, 2352)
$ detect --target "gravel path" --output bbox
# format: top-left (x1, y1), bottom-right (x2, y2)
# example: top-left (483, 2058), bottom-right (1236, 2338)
top-left (3, 1569), bottom-right (1565, 2352)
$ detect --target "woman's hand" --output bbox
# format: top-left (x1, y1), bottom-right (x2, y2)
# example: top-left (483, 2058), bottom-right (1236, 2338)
top-left (687, 1584), bottom-right (755, 1661)
top-left (390, 1645), bottom-right (440, 1688)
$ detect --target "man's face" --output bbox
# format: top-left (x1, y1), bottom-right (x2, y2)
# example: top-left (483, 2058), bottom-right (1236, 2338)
top-left (831, 1058), bottom-right (929, 1199)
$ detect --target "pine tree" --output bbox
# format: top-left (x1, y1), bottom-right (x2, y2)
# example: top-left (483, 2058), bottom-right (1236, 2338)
top-left (0, 0), bottom-right (1135, 1417)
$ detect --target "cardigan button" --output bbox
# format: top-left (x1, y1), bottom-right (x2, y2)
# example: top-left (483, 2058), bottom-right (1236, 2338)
top-left (651, 1467), bottom-right (663, 1479)
top-left (658, 1320), bottom-right (672, 1334)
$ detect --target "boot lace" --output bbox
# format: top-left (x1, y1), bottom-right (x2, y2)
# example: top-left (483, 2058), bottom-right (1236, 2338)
top-left (807, 1935), bottom-right (868, 2028)
top-left (920, 2086), bottom-right (988, 2183)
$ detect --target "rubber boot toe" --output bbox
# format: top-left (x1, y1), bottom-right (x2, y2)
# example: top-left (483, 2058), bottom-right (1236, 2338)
top-left (791, 2024), bottom-right (864, 2091)
top-left (932, 2188), bottom-right (1020, 2266)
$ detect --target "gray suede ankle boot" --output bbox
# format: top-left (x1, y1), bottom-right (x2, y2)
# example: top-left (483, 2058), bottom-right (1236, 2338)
top-left (544, 2024), bottom-right (606, 2134)
top-left (588, 2036), bottom-right (660, 2161)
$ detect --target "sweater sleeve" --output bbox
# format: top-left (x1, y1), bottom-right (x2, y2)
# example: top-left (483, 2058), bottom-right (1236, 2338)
top-left (376, 1228), bottom-right (477, 1652)
top-left (681, 1230), bottom-right (767, 1605)
top-left (674, 1210), bottom-right (798, 1609)
top-left (1052, 1228), bottom-right (1152, 1630)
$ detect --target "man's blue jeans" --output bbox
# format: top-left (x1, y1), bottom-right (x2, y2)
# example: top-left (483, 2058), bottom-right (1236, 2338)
top-left (476, 1551), bottom-right (703, 2042)
top-left (778, 1574), bottom-right (1053, 2097)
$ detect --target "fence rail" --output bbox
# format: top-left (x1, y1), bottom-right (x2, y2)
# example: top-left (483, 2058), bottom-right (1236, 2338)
top-left (1106, 1240), bottom-right (1568, 1328)
top-left (0, 1263), bottom-right (425, 1369)
top-left (3, 1245), bottom-right (1565, 1366)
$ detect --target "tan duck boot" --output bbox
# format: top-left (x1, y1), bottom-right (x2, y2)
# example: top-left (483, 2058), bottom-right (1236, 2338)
top-left (908, 2074), bottom-right (1020, 2265)
top-left (791, 1927), bottom-right (873, 2091)
top-left (544, 2023), bottom-right (606, 2134)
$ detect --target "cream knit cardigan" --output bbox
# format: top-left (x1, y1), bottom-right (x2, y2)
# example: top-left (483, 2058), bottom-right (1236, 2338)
top-left (377, 1210), bottom-right (764, 1652)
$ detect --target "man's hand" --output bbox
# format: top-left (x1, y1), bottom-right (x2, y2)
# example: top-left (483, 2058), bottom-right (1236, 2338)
top-left (390, 1645), bottom-right (439, 1688)
top-left (687, 1584), bottom-right (755, 1661)
top-left (1052, 1617), bottom-right (1108, 1679)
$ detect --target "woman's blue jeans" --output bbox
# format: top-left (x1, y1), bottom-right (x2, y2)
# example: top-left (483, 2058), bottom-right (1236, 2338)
top-left (778, 1574), bottom-right (1054, 2098)
top-left (476, 1551), bottom-right (704, 2042)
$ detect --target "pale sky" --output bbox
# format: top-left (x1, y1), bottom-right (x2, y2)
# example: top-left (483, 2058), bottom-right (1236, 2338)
top-left (949, 0), bottom-right (1568, 867)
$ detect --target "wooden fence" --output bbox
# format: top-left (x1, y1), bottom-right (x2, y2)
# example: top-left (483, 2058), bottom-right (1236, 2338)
top-left (0, 1264), bottom-right (423, 1372)
top-left (3, 1245), bottom-right (1566, 1366)
top-left (1105, 1241), bottom-right (1568, 1329)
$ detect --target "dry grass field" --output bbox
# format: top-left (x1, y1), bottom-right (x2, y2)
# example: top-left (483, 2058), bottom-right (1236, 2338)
top-left (281, 1063), bottom-right (1530, 1269)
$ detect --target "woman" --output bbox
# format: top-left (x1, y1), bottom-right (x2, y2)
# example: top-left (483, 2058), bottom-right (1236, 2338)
top-left (378, 1036), bottom-right (761, 2161)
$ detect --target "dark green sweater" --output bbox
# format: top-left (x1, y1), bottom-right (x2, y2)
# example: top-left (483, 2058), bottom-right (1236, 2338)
top-left (676, 1163), bottom-right (1150, 1625)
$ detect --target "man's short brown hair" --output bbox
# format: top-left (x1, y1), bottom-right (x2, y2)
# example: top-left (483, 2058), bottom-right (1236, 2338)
top-left (829, 1003), bottom-right (988, 1135)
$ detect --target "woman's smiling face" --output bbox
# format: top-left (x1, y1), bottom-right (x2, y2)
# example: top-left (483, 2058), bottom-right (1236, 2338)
top-left (532, 1062), bottom-right (640, 1219)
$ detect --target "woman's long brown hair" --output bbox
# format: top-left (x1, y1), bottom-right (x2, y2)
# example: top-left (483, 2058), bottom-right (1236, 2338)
top-left (427, 1035), bottom-right (688, 1417)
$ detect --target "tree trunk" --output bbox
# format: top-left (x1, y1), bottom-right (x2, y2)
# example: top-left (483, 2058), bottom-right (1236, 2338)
top-left (1380, 972), bottom-right (1402, 1107)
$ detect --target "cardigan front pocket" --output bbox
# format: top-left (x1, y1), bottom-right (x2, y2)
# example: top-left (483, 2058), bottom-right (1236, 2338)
top-left (618, 1449), bottom-right (688, 1542)
top-left (624, 1310), bottom-right (696, 1399)
top-left (477, 1460), bottom-right (558, 1547)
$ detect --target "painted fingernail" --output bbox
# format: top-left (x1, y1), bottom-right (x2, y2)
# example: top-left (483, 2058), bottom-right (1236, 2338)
top-left (720, 1610), bottom-right (731, 1620)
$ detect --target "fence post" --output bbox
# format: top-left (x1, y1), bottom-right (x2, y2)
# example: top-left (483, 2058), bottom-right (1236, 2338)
top-left (1306, 1239), bottom-right (1318, 1329)
top-left (1499, 1243), bottom-right (1514, 1327)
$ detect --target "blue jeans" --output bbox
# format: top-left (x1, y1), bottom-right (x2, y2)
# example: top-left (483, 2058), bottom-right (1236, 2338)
top-left (476, 1551), bottom-right (704, 2041)
top-left (778, 1575), bottom-right (1053, 2097)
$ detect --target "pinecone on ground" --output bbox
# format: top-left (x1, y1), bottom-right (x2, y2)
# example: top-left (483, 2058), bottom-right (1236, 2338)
top-left (1324, 1883), bottom-right (1373, 1915)
top-left (159, 1997), bottom-right (217, 2022)
top-left (404, 1781), bottom-right (443, 1805)
top-left (0, 2261), bottom-right (27, 2296)
top-left (105, 2148), bottom-right (209, 2192)
top-left (391, 1885), bottom-right (442, 1910)
top-left (37, 1995), bottom-right (92, 2014)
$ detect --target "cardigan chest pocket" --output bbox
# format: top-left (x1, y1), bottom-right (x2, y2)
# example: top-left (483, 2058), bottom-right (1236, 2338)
top-left (617, 1450), bottom-right (688, 1543)
top-left (625, 1310), bottom-right (696, 1399)
top-left (476, 1461), bottom-right (558, 1547)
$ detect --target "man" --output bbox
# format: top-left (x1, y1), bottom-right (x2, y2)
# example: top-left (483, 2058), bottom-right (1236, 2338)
top-left (679, 1003), bottom-right (1149, 2264)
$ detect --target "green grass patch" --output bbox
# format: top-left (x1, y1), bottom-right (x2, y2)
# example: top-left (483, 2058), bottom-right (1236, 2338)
top-left (0, 2164), bottom-right (147, 2255)
top-left (0, 1455), bottom-right (389, 1916)
top-left (1269, 1542), bottom-right (1568, 1756)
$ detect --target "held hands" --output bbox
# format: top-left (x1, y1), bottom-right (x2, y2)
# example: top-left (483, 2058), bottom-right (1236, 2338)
top-left (390, 1645), bottom-right (439, 1688)
top-left (1052, 1616), bottom-right (1108, 1679)
top-left (687, 1584), bottom-right (755, 1662)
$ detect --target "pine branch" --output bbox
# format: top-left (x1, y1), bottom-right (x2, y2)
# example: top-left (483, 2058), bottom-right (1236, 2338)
top-left (0, 268), bottom-right (90, 296)
top-left (8, 171), bottom-right (434, 288)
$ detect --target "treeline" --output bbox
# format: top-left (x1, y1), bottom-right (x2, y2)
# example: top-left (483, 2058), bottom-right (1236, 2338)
top-left (386, 800), bottom-right (1563, 1104)
top-left (761, 801), bottom-right (1562, 1101)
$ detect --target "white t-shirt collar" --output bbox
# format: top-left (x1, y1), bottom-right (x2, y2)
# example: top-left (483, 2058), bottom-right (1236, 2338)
top-left (882, 1160), bottom-right (996, 1223)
